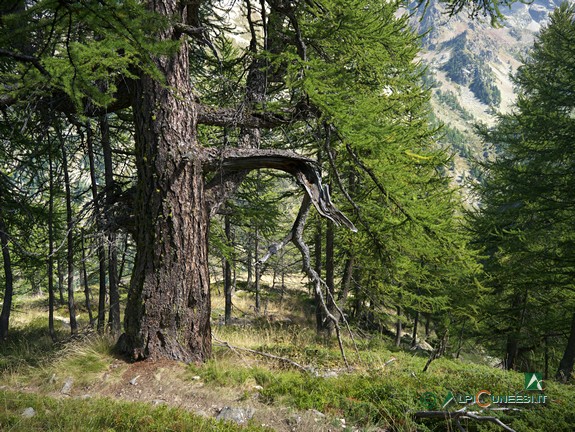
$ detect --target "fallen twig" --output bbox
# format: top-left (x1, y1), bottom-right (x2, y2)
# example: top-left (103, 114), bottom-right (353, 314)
top-left (413, 409), bottom-right (516, 432)
top-left (212, 336), bottom-right (309, 372)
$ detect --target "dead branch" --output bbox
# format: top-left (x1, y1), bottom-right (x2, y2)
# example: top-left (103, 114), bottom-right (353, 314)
top-left (413, 409), bottom-right (517, 432)
top-left (205, 148), bottom-right (357, 232)
top-left (289, 196), bottom-right (350, 367)
top-left (422, 329), bottom-right (449, 372)
top-left (213, 335), bottom-right (309, 372)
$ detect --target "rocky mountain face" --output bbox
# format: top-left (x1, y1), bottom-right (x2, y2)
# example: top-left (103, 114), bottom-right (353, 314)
top-left (409, 0), bottom-right (566, 193)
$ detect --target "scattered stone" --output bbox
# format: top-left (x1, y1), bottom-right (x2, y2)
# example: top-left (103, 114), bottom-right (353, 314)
top-left (216, 406), bottom-right (255, 424)
top-left (21, 407), bottom-right (36, 418)
top-left (129, 375), bottom-right (141, 385)
top-left (310, 409), bottom-right (325, 418)
top-left (286, 414), bottom-right (302, 426)
top-left (61, 377), bottom-right (74, 395)
top-left (411, 340), bottom-right (433, 352)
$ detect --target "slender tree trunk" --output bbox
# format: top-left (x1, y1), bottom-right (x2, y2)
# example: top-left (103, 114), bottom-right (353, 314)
top-left (411, 311), bottom-right (419, 348)
top-left (254, 225), bottom-right (261, 313)
top-left (86, 124), bottom-right (108, 333)
top-left (100, 115), bottom-right (120, 335)
top-left (544, 335), bottom-right (549, 380)
top-left (57, 258), bottom-right (65, 305)
top-left (395, 305), bottom-right (402, 347)
top-left (425, 313), bottom-right (431, 338)
top-left (325, 219), bottom-right (335, 337)
top-left (0, 208), bottom-right (14, 341)
top-left (246, 245), bottom-right (253, 289)
top-left (224, 214), bottom-right (233, 324)
top-left (80, 229), bottom-right (94, 326)
top-left (504, 335), bottom-right (519, 370)
top-left (556, 313), bottom-right (575, 382)
top-left (117, 233), bottom-right (128, 283)
top-left (455, 322), bottom-right (465, 359)
top-left (314, 219), bottom-right (324, 332)
top-left (60, 135), bottom-right (78, 335)
top-left (119, 1), bottom-right (211, 361)
top-left (48, 152), bottom-right (56, 342)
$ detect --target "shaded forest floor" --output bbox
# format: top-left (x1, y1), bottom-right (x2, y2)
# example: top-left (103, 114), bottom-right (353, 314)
top-left (2, 285), bottom-right (575, 431)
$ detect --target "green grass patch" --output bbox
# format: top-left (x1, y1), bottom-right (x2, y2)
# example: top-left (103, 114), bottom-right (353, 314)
top-left (0, 390), bottom-right (270, 432)
top-left (190, 326), bottom-right (575, 431)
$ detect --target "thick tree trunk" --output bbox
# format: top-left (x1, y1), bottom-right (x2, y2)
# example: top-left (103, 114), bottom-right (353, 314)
top-left (0, 208), bottom-right (14, 341)
top-left (556, 313), bottom-right (575, 382)
top-left (119, 1), bottom-right (211, 361)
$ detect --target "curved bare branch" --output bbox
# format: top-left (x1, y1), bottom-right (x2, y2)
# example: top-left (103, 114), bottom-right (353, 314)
top-left (205, 148), bottom-right (356, 231)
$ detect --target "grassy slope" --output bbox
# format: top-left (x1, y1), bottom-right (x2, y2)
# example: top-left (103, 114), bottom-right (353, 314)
top-left (2, 291), bottom-right (575, 432)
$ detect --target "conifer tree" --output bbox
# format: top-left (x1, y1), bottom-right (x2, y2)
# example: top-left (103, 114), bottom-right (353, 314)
top-left (1, 0), bottom-right (493, 360)
top-left (472, 2), bottom-right (575, 379)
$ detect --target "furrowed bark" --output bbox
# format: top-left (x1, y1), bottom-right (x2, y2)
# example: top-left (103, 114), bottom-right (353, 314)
top-left (118, 0), bottom-right (211, 362)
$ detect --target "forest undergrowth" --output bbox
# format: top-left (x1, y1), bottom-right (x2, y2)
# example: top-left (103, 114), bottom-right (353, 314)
top-left (2, 285), bottom-right (575, 432)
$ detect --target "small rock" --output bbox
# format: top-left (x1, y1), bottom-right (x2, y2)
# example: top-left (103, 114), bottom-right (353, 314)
top-left (80, 394), bottom-right (91, 400)
top-left (216, 406), bottom-right (255, 425)
top-left (195, 409), bottom-right (209, 418)
top-left (129, 375), bottom-right (140, 385)
top-left (286, 415), bottom-right (302, 426)
top-left (310, 409), bottom-right (325, 418)
top-left (322, 371), bottom-right (338, 378)
top-left (21, 407), bottom-right (36, 418)
top-left (191, 375), bottom-right (201, 381)
top-left (61, 377), bottom-right (74, 394)
top-left (152, 399), bottom-right (166, 406)
top-left (253, 385), bottom-right (263, 391)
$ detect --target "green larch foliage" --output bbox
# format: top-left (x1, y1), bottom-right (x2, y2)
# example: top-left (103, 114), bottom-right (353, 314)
top-left (471, 2), bottom-right (575, 372)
